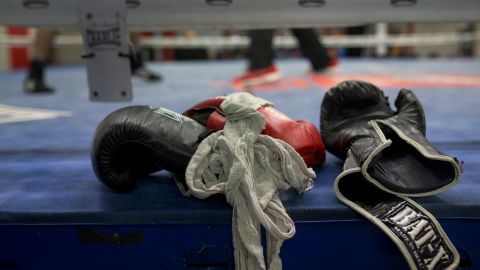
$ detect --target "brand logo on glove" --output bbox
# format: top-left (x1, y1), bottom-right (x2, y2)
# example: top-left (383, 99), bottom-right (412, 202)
top-left (150, 107), bottom-right (183, 123)
top-left (23, 0), bottom-right (49, 9)
top-left (381, 201), bottom-right (456, 269)
top-left (86, 27), bottom-right (121, 49)
top-left (299, 0), bottom-right (325, 7)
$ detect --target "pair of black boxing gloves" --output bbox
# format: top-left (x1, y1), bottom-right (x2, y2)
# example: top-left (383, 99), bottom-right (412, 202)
top-left (92, 80), bottom-right (460, 197)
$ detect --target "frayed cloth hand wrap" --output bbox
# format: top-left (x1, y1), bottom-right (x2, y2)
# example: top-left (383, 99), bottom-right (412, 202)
top-left (185, 92), bottom-right (315, 270)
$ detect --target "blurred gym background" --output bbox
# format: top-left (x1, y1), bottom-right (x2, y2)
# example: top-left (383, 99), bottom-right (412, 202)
top-left (1, 22), bottom-right (479, 71)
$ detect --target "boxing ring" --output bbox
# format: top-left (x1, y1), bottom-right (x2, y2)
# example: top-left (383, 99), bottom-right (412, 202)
top-left (0, 58), bottom-right (479, 269)
top-left (1, 0), bottom-right (480, 268)
top-left (2, 0), bottom-right (480, 29)
top-left (1, 0), bottom-right (480, 102)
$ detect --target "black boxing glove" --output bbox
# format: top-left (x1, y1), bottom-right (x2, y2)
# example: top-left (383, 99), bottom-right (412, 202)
top-left (321, 80), bottom-right (461, 196)
top-left (91, 106), bottom-right (208, 192)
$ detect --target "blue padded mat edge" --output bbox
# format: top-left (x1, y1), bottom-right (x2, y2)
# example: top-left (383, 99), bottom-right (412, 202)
top-left (0, 59), bottom-right (479, 225)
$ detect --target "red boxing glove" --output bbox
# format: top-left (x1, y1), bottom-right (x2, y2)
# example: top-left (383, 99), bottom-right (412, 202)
top-left (184, 96), bottom-right (326, 167)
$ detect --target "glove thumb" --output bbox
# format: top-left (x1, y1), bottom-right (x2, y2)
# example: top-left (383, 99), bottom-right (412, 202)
top-left (394, 89), bottom-right (426, 135)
